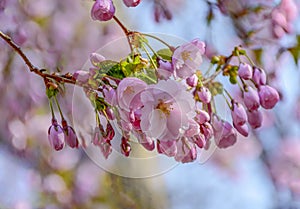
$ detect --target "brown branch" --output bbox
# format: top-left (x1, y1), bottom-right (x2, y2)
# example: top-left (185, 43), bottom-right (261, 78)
top-left (0, 30), bottom-right (76, 85)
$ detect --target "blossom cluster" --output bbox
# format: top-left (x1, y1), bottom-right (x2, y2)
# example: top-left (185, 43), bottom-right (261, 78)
top-left (67, 38), bottom-right (279, 163)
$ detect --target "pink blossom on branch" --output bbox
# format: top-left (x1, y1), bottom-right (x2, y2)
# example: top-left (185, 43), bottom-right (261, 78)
top-left (123, 0), bottom-right (141, 7)
top-left (91, 0), bottom-right (115, 21)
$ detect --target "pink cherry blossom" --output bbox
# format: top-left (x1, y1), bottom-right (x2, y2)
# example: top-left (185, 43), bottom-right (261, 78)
top-left (172, 40), bottom-right (205, 78)
top-left (122, 0), bottom-right (141, 7)
top-left (103, 87), bottom-right (116, 105)
top-left (73, 70), bottom-right (89, 84)
top-left (243, 86), bottom-right (260, 111)
top-left (140, 79), bottom-right (195, 141)
top-left (197, 86), bottom-right (212, 104)
top-left (258, 85), bottom-right (280, 109)
top-left (117, 77), bottom-right (147, 112)
top-left (64, 126), bottom-right (79, 148)
top-left (247, 109), bottom-right (263, 129)
top-left (238, 63), bottom-right (252, 80)
top-left (91, 0), bottom-right (115, 22)
top-left (231, 101), bottom-right (247, 126)
top-left (48, 119), bottom-right (64, 151)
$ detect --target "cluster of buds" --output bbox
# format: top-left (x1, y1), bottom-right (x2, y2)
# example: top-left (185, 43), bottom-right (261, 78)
top-left (48, 118), bottom-right (79, 151)
top-left (71, 36), bottom-right (279, 163)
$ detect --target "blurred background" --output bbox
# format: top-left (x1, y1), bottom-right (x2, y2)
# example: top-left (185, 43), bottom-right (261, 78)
top-left (0, 0), bottom-right (300, 208)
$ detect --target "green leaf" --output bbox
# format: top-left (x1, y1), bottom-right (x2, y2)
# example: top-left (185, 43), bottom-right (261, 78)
top-left (97, 60), bottom-right (125, 79)
top-left (134, 68), bottom-right (157, 84)
top-left (155, 48), bottom-right (173, 61)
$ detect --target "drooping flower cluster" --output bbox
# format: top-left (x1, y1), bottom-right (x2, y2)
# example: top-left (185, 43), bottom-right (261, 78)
top-left (68, 37), bottom-right (279, 163)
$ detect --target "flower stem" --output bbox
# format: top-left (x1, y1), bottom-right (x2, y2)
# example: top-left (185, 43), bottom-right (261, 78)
top-left (49, 99), bottom-right (55, 119)
top-left (112, 16), bottom-right (133, 52)
top-left (54, 96), bottom-right (65, 121)
top-left (140, 33), bottom-right (173, 50)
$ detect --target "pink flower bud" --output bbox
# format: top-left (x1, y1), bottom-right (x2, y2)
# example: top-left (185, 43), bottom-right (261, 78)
top-left (186, 74), bottom-right (198, 87)
top-left (175, 138), bottom-right (197, 163)
top-left (121, 137), bottom-right (131, 157)
top-left (247, 109), bottom-right (263, 129)
top-left (243, 86), bottom-right (260, 111)
top-left (105, 107), bottom-right (115, 120)
top-left (233, 123), bottom-right (249, 137)
top-left (64, 126), bottom-right (79, 148)
top-left (100, 141), bottom-right (112, 159)
top-left (122, 0), bottom-right (141, 7)
top-left (231, 101), bottom-right (247, 126)
top-left (197, 86), bottom-right (211, 104)
top-left (201, 122), bottom-right (213, 140)
top-left (90, 53), bottom-right (105, 67)
top-left (157, 60), bottom-right (173, 80)
top-left (157, 140), bottom-right (177, 157)
top-left (91, 0), bottom-right (115, 21)
top-left (138, 135), bottom-right (155, 151)
top-left (213, 119), bottom-right (237, 149)
top-left (48, 119), bottom-right (64, 151)
top-left (193, 134), bottom-right (205, 148)
top-left (252, 67), bottom-right (266, 86)
top-left (73, 70), bottom-right (89, 84)
top-left (195, 109), bottom-right (210, 124)
top-left (238, 63), bottom-right (252, 80)
top-left (103, 87), bottom-right (116, 105)
top-left (258, 85), bottom-right (280, 109)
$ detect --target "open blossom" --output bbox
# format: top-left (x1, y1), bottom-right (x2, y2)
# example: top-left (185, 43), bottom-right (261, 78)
top-left (123, 0), bottom-right (141, 7)
top-left (243, 86), bottom-right (260, 111)
top-left (48, 119), bottom-right (64, 151)
top-left (91, 0), bottom-right (115, 21)
top-left (117, 77), bottom-right (147, 112)
top-left (172, 39), bottom-right (205, 78)
top-left (140, 79), bottom-right (196, 141)
top-left (259, 85), bottom-right (280, 109)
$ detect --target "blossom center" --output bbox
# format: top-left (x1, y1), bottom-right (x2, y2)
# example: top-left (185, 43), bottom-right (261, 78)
top-left (181, 51), bottom-right (191, 61)
top-left (156, 99), bottom-right (172, 116)
top-left (124, 86), bottom-right (134, 95)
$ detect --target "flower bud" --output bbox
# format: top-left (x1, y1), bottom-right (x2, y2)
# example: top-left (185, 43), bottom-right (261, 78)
top-left (231, 101), bottom-right (247, 126)
top-left (100, 141), bottom-right (112, 159)
top-left (195, 109), bottom-right (210, 124)
top-left (238, 63), bottom-right (252, 80)
top-left (252, 67), bottom-right (266, 86)
top-left (121, 137), bottom-right (131, 157)
top-left (91, 0), bottom-right (115, 21)
top-left (186, 74), bottom-right (198, 87)
top-left (193, 134), bottom-right (206, 148)
top-left (157, 140), bottom-right (177, 157)
top-left (197, 86), bottom-right (211, 104)
top-left (48, 119), bottom-right (64, 151)
top-left (233, 123), bottom-right (249, 137)
top-left (175, 138), bottom-right (197, 163)
top-left (214, 121), bottom-right (237, 148)
top-left (73, 70), bottom-right (89, 84)
top-left (247, 109), bottom-right (263, 129)
top-left (243, 86), bottom-right (260, 111)
top-left (64, 126), bottom-right (79, 148)
top-left (122, 0), bottom-right (141, 7)
top-left (90, 53), bottom-right (105, 67)
top-left (258, 85), bottom-right (279, 109)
